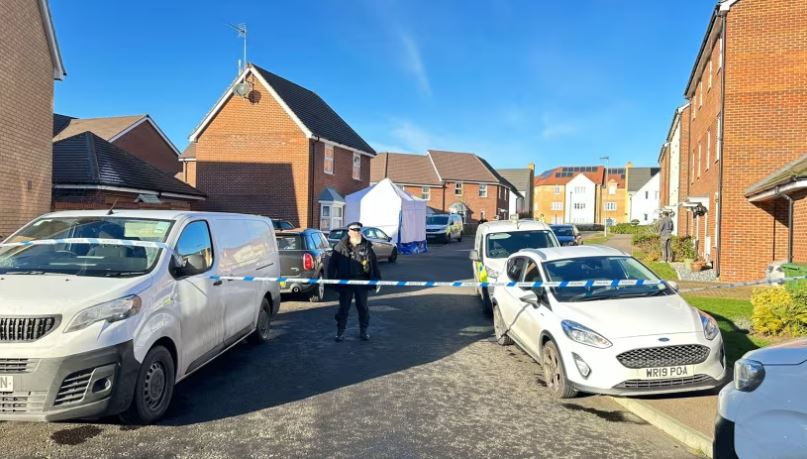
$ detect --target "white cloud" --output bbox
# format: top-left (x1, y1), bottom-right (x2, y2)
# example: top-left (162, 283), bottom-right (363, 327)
top-left (399, 32), bottom-right (431, 96)
top-left (540, 113), bottom-right (578, 139)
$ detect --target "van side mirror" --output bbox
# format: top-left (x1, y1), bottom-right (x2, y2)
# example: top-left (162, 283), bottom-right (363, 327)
top-left (170, 253), bottom-right (206, 278)
top-left (469, 249), bottom-right (480, 262)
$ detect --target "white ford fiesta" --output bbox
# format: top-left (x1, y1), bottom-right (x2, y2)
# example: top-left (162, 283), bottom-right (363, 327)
top-left (491, 245), bottom-right (727, 398)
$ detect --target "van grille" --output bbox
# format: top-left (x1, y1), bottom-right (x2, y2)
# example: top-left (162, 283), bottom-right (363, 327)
top-left (617, 345), bottom-right (710, 369)
top-left (0, 358), bottom-right (39, 373)
top-left (53, 369), bottom-right (93, 406)
top-left (0, 316), bottom-right (60, 342)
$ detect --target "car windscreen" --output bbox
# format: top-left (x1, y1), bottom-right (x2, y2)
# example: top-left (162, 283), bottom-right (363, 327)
top-left (0, 217), bottom-right (173, 277)
top-left (542, 256), bottom-right (672, 302)
top-left (273, 220), bottom-right (294, 230)
top-left (427, 216), bottom-right (449, 225)
top-left (276, 234), bottom-right (303, 251)
top-left (551, 226), bottom-right (574, 237)
top-left (329, 230), bottom-right (346, 241)
top-left (485, 230), bottom-right (558, 259)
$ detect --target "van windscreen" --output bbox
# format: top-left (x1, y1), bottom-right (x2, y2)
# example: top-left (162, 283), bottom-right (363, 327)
top-left (0, 217), bottom-right (173, 277)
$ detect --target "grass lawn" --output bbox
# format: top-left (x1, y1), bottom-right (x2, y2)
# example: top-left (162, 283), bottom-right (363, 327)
top-left (683, 296), bottom-right (770, 367)
top-left (649, 262), bottom-right (678, 280)
top-left (583, 234), bottom-right (612, 245)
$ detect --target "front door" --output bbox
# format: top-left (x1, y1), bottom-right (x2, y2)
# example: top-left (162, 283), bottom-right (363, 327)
top-left (172, 220), bottom-right (223, 374)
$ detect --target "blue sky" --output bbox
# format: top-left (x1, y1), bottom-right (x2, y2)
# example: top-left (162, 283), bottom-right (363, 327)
top-left (51, 0), bottom-right (714, 172)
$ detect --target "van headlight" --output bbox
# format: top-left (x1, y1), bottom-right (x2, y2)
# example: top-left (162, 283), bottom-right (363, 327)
top-left (65, 295), bottom-right (142, 333)
top-left (700, 311), bottom-right (720, 340)
top-left (561, 320), bottom-right (612, 348)
top-left (734, 359), bottom-right (765, 392)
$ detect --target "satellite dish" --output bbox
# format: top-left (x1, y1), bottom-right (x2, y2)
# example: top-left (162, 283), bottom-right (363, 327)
top-left (234, 81), bottom-right (252, 98)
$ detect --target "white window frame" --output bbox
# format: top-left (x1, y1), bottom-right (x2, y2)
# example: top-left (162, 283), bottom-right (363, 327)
top-left (324, 145), bottom-right (334, 175)
top-left (352, 152), bottom-right (361, 181)
top-left (551, 201), bottom-right (562, 211)
top-left (479, 183), bottom-right (488, 198)
top-left (319, 202), bottom-right (344, 231)
top-left (554, 185), bottom-right (561, 195)
top-left (606, 201), bottom-right (617, 211)
top-left (706, 129), bottom-right (711, 169)
top-left (718, 37), bottom-right (723, 69)
top-left (699, 81), bottom-right (703, 107)
top-left (608, 183), bottom-right (617, 195)
top-left (455, 182), bottom-right (463, 196)
top-left (708, 59), bottom-right (713, 89)
top-left (421, 186), bottom-right (430, 200)
top-left (716, 113), bottom-right (722, 161)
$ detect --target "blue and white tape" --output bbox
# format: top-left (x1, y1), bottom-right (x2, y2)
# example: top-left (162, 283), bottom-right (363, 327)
top-left (0, 238), bottom-right (171, 251)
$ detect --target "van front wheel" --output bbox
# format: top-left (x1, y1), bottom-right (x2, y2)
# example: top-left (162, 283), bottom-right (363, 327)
top-left (248, 298), bottom-right (272, 344)
top-left (120, 345), bottom-right (175, 425)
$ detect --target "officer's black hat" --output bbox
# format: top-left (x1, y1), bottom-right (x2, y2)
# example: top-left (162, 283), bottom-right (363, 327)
top-left (347, 222), bottom-right (363, 230)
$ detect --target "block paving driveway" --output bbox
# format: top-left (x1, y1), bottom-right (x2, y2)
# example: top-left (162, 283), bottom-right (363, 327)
top-left (0, 239), bottom-right (696, 458)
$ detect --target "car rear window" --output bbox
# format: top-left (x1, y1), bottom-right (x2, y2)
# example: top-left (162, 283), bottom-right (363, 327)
top-left (276, 235), bottom-right (302, 251)
top-left (329, 229), bottom-right (346, 241)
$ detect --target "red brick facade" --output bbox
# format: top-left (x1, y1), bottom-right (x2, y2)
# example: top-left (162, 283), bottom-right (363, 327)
top-left (399, 182), bottom-right (509, 222)
top-left (0, 1), bottom-right (60, 237)
top-left (53, 190), bottom-right (192, 211)
top-left (112, 121), bottom-right (181, 177)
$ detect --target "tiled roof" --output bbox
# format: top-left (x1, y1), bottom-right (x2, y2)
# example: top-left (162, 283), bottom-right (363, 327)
top-left (179, 143), bottom-right (196, 160)
top-left (745, 153), bottom-right (807, 197)
top-left (627, 167), bottom-right (660, 192)
top-left (53, 132), bottom-right (205, 198)
top-left (252, 65), bottom-right (375, 155)
top-left (535, 166), bottom-right (605, 187)
top-left (370, 153), bottom-right (442, 186)
top-left (318, 187), bottom-right (345, 202)
top-left (427, 150), bottom-right (500, 183)
top-left (604, 167), bottom-right (628, 189)
top-left (497, 168), bottom-right (533, 191)
top-left (52, 114), bottom-right (145, 142)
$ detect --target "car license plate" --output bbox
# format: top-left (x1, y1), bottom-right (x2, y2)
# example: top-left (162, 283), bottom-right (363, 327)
top-left (639, 365), bottom-right (695, 380)
top-left (0, 375), bottom-right (12, 393)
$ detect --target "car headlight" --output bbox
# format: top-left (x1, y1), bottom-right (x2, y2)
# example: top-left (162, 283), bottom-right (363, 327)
top-left (561, 320), bottom-right (612, 348)
top-left (65, 294), bottom-right (142, 333)
top-left (700, 311), bottom-right (720, 340)
top-left (734, 359), bottom-right (765, 392)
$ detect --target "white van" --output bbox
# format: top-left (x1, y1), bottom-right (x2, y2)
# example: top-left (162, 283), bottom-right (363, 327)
top-left (469, 219), bottom-right (559, 313)
top-left (0, 210), bottom-right (280, 424)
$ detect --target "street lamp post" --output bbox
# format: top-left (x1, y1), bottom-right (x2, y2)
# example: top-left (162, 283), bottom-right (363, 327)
top-left (600, 156), bottom-right (610, 237)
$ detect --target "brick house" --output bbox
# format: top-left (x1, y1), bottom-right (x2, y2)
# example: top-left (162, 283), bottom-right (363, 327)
top-left (533, 166), bottom-right (630, 225)
top-left (54, 114), bottom-right (181, 176)
top-left (52, 132), bottom-right (205, 210)
top-left (0, 0), bottom-right (65, 237)
top-left (668, 0), bottom-right (807, 281)
top-left (182, 64), bottom-right (375, 230)
top-left (658, 103), bottom-right (691, 235)
top-left (370, 150), bottom-right (519, 223)
top-left (498, 166), bottom-right (535, 218)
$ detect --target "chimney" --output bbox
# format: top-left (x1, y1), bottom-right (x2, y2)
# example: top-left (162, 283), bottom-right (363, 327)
top-left (528, 162), bottom-right (535, 171)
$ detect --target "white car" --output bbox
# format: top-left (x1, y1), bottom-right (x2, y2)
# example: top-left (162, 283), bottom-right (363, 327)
top-left (714, 339), bottom-right (807, 459)
top-left (491, 245), bottom-right (727, 398)
top-left (0, 210), bottom-right (280, 423)
top-left (470, 219), bottom-right (560, 313)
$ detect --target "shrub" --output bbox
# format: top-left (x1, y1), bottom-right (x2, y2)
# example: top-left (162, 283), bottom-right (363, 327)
top-left (672, 236), bottom-right (696, 260)
top-left (631, 234), bottom-right (695, 263)
top-left (751, 286), bottom-right (807, 336)
top-left (611, 223), bottom-right (654, 235)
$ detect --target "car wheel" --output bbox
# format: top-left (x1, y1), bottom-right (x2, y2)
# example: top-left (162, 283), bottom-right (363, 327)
top-left (493, 303), bottom-right (513, 346)
top-left (481, 287), bottom-right (493, 316)
top-left (458, 233), bottom-right (462, 242)
top-left (389, 247), bottom-right (398, 263)
top-left (248, 297), bottom-right (272, 344)
top-left (541, 340), bottom-right (577, 399)
top-left (120, 345), bottom-right (175, 425)
top-left (309, 273), bottom-right (326, 302)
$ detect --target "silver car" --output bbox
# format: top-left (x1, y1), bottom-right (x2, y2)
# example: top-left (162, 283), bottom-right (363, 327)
top-left (327, 227), bottom-right (398, 263)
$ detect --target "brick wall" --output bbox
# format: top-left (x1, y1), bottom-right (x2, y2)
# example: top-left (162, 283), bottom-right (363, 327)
top-left (401, 184), bottom-right (444, 209)
top-left (0, 1), bottom-right (55, 237)
top-left (793, 190), bottom-right (807, 263)
top-left (192, 73), bottom-right (311, 226)
top-left (53, 190), bottom-right (192, 211)
top-left (181, 160), bottom-right (197, 188)
top-left (311, 141), bottom-right (370, 229)
top-left (444, 181), bottom-right (503, 222)
top-left (601, 185), bottom-right (628, 224)
top-left (534, 184), bottom-right (566, 223)
top-left (719, 0), bottom-right (807, 281)
top-left (677, 105), bottom-right (691, 234)
top-left (112, 121), bottom-right (181, 176)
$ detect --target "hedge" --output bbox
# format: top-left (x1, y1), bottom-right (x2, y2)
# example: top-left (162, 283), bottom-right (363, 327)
top-left (632, 234), bottom-right (695, 263)
top-left (610, 223), bottom-right (655, 235)
top-left (751, 281), bottom-right (807, 337)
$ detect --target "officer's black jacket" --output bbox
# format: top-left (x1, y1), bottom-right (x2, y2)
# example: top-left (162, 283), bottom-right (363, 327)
top-left (327, 236), bottom-right (382, 283)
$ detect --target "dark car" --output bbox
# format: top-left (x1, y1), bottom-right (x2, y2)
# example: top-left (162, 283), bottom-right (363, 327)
top-left (327, 226), bottom-right (398, 262)
top-left (549, 224), bottom-right (582, 246)
top-left (272, 219), bottom-right (295, 231)
top-left (275, 228), bottom-right (332, 301)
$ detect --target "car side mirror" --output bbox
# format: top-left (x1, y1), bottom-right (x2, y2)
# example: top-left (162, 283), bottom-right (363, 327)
top-left (519, 290), bottom-right (541, 308)
top-left (469, 249), bottom-right (480, 262)
top-left (666, 280), bottom-right (679, 292)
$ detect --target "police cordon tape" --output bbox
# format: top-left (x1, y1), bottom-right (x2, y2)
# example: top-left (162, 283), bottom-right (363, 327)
top-left (2, 238), bottom-right (806, 292)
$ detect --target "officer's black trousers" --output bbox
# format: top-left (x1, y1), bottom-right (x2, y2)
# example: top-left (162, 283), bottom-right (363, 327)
top-left (336, 285), bottom-right (369, 331)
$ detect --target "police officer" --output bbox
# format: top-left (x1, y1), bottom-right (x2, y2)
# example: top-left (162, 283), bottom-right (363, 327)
top-left (327, 222), bottom-right (381, 342)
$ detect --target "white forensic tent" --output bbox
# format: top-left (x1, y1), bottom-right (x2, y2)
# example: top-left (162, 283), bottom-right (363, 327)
top-left (345, 179), bottom-right (427, 254)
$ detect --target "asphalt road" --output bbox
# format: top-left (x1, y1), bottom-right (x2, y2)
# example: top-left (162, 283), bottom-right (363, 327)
top-left (0, 238), bottom-right (696, 458)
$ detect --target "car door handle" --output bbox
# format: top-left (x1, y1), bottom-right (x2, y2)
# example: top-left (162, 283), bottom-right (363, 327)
top-left (213, 280), bottom-right (223, 286)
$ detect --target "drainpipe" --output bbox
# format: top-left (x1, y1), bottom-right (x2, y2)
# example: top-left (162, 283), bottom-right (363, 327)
top-left (715, 9), bottom-right (728, 277)
top-left (308, 136), bottom-right (318, 228)
top-left (783, 193), bottom-right (795, 263)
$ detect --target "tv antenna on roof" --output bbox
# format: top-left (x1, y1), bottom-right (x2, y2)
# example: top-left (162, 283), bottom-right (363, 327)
top-left (229, 23), bottom-right (248, 73)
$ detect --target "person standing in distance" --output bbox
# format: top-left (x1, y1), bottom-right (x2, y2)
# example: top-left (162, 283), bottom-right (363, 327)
top-left (659, 211), bottom-right (674, 262)
top-left (327, 222), bottom-right (382, 342)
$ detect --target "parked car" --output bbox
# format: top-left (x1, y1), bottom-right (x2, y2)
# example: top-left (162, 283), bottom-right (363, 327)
top-left (491, 245), bottom-right (726, 398)
top-left (469, 219), bottom-right (560, 314)
top-left (550, 224), bottom-right (583, 246)
top-left (276, 228), bottom-right (331, 302)
top-left (0, 210), bottom-right (280, 424)
top-left (714, 339), bottom-right (807, 459)
top-left (426, 214), bottom-right (464, 243)
top-left (272, 219), bottom-right (295, 231)
top-left (327, 226), bottom-right (398, 262)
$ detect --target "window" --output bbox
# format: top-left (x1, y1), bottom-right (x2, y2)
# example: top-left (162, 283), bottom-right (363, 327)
top-left (554, 186), bottom-right (561, 195)
top-left (506, 257), bottom-right (524, 281)
top-left (574, 203), bottom-right (585, 210)
top-left (421, 186), bottom-right (430, 200)
top-left (718, 37), bottom-right (723, 68)
top-left (574, 186), bottom-right (586, 194)
top-left (708, 59), bottom-right (713, 89)
top-left (698, 142), bottom-right (702, 178)
top-left (551, 202), bottom-right (562, 211)
top-left (699, 81), bottom-right (703, 107)
top-left (706, 129), bottom-right (711, 168)
top-left (716, 114), bottom-right (721, 161)
top-left (644, 213), bottom-right (648, 221)
top-left (175, 221), bottom-right (214, 276)
top-left (352, 152), bottom-right (361, 181)
top-left (608, 183), bottom-right (616, 195)
top-left (479, 184), bottom-right (488, 198)
top-left (324, 145), bottom-right (334, 175)
top-left (320, 203), bottom-right (343, 231)
top-left (691, 152), bottom-right (695, 184)
top-left (455, 182), bottom-right (463, 196)
top-left (606, 202), bottom-right (617, 211)
top-left (521, 259), bottom-right (543, 288)
top-left (645, 191), bottom-right (649, 199)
